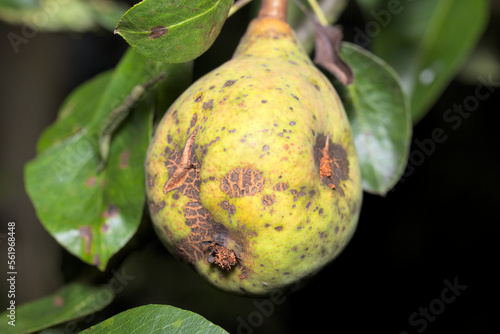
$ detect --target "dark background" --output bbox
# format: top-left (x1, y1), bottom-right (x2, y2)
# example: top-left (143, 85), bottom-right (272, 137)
top-left (1, 1), bottom-right (499, 333)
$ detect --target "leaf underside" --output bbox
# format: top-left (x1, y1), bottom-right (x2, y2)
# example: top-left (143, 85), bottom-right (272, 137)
top-left (335, 42), bottom-right (412, 195)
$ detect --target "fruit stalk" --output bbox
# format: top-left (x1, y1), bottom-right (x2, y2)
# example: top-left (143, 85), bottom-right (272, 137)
top-left (258, 0), bottom-right (288, 21)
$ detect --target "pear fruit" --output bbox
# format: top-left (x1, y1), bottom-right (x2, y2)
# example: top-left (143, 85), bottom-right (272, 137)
top-left (145, 16), bottom-right (362, 296)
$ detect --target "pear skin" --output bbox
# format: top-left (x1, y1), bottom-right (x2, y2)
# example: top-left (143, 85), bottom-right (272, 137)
top-left (145, 17), bottom-right (362, 296)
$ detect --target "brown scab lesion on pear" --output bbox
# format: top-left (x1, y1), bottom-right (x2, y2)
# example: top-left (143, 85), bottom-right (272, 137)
top-left (145, 16), bottom-right (362, 296)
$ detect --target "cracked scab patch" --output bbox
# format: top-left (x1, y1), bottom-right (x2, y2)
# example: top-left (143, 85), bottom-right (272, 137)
top-left (160, 124), bottom-right (249, 272)
top-left (161, 124), bottom-right (216, 265)
top-left (262, 194), bottom-right (276, 207)
top-left (149, 200), bottom-right (166, 214)
top-left (166, 151), bottom-right (216, 263)
top-left (163, 131), bottom-right (200, 199)
top-left (220, 167), bottom-right (265, 198)
top-left (273, 182), bottom-right (289, 191)
top-left (176, 201), bottom-right (215, 263)
top-left (220, 201), bottom-right (236, 215)
top-left (165, 151), bottom-right (199, 198)
top-left (314, 133), bottom-right (349, 195)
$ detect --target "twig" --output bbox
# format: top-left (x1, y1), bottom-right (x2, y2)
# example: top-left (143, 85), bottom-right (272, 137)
top-left (228, 0), bottom-right (253, 17)
top-left (307, 0), bottom-right (328, 26)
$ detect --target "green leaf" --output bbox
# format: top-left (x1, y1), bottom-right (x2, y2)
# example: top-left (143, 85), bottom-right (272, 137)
top-left (36, 70), bottom-right (114, 154)
top-left (87, 304), bottom-right (229, 333)
top-left (25, 48), bottom-right (192, 270)
top-left (336, 42), bottom-right (411, 195)
top-left (97, 72), bottom-right (167, 170)
top-left (0, 0), bottom-right (39, 10)
top-left (0, 283), bottom-right (114, 334)
top-left (370, 0), bottom-right (488, 122)
top-left (0, 0), bottom-right (128, 32)
top-left (115, 0), bottom-right (233, 63)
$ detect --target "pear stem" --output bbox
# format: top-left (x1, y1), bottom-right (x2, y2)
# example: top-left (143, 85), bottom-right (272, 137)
top-left (258, 0), bottom-right (288, 21)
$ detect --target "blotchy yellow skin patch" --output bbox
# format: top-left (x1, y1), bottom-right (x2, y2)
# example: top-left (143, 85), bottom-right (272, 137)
top-left (145, 17), bottom-right (362, 296)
